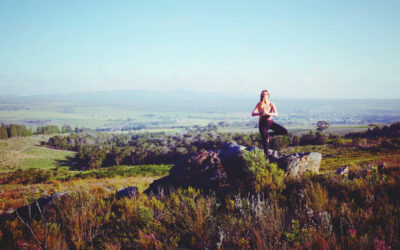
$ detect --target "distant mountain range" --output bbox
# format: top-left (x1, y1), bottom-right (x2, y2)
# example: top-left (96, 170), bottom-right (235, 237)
top-left (2, 89), bottom-right (400, 113)
top-left (1, 89), bottom-right (255, 112)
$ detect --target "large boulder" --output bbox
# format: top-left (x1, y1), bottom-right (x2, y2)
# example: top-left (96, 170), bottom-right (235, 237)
top-left (145, 142), bottom-right (256, 196)
top-left (145, 150), bottom-right (228, 196)
top-left (169, 150), bottom-right (226, 188)
top-left (276, 152), bottom-right (322, 178)
top-left (219, 142), bottom-right (255, 181)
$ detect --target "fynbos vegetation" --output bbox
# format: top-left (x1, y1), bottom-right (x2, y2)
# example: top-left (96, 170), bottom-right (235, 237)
top-left (1, 153), bottom-right (399, 249)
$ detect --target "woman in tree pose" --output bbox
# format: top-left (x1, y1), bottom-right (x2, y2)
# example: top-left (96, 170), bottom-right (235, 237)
top-left (251, 89), bottom-right (288, 158)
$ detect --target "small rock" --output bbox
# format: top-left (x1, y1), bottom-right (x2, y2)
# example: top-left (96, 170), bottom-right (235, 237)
top-left (116, 186), bottom-right (138, 199)
top-left (335, 166), bottom-right (349, 175)
top-left (267, 149), bottom-right (280, 162)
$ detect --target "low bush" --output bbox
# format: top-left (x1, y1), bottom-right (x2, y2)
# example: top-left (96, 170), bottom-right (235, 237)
top-left (0, 169), bottom-right (53, 185)
top-left (73, 164), bottom-right (171, 180)
top-left (242, 150), bottom-right (285, 194)
top-left (0, 165), bottom-right (172, 185)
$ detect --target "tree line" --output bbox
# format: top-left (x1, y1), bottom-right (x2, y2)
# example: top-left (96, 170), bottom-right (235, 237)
top-left (345, 122), bottom-right (400, 139)
top-left (0, 123), bottom-right (75, 140)
top-left (0, 124), bottom-right (32, 139)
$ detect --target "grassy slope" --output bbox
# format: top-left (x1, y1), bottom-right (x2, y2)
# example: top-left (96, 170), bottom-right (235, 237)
top-left (0, 135), bottom-right (75, 172)
top-left (0, 136), bottom-right (169, 212)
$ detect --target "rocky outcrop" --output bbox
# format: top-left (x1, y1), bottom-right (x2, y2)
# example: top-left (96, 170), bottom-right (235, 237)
top-left (145, 142), bottom-right (322, 196)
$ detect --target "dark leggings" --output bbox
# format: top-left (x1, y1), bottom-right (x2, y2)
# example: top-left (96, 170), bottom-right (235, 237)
top-left (259, 117), bottom-right (288, 156)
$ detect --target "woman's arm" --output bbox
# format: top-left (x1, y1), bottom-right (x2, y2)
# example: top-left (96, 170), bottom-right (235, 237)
top-left (265, 102), bottom-right (278, 117)
top-left (251, 103), bottom-right (263, 116)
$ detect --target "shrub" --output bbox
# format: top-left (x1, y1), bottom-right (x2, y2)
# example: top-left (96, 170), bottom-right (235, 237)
top-left (303, 182), bottom-right (330, 213)
top-left (51, 191), bottom-right (111, 249)
top-left (291, 136), bottom-right (301, 146)
top-left (271, 135), bottom-right (290, 150)
top-left (242, 150), bottom-right (285, 194)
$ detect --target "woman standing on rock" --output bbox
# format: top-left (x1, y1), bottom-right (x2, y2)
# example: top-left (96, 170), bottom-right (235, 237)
top-left (251, 89), bottom-right (288, 159)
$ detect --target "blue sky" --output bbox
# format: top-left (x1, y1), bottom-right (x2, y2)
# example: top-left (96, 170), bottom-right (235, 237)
top-left (0, 0), bottom-right (399, 98)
